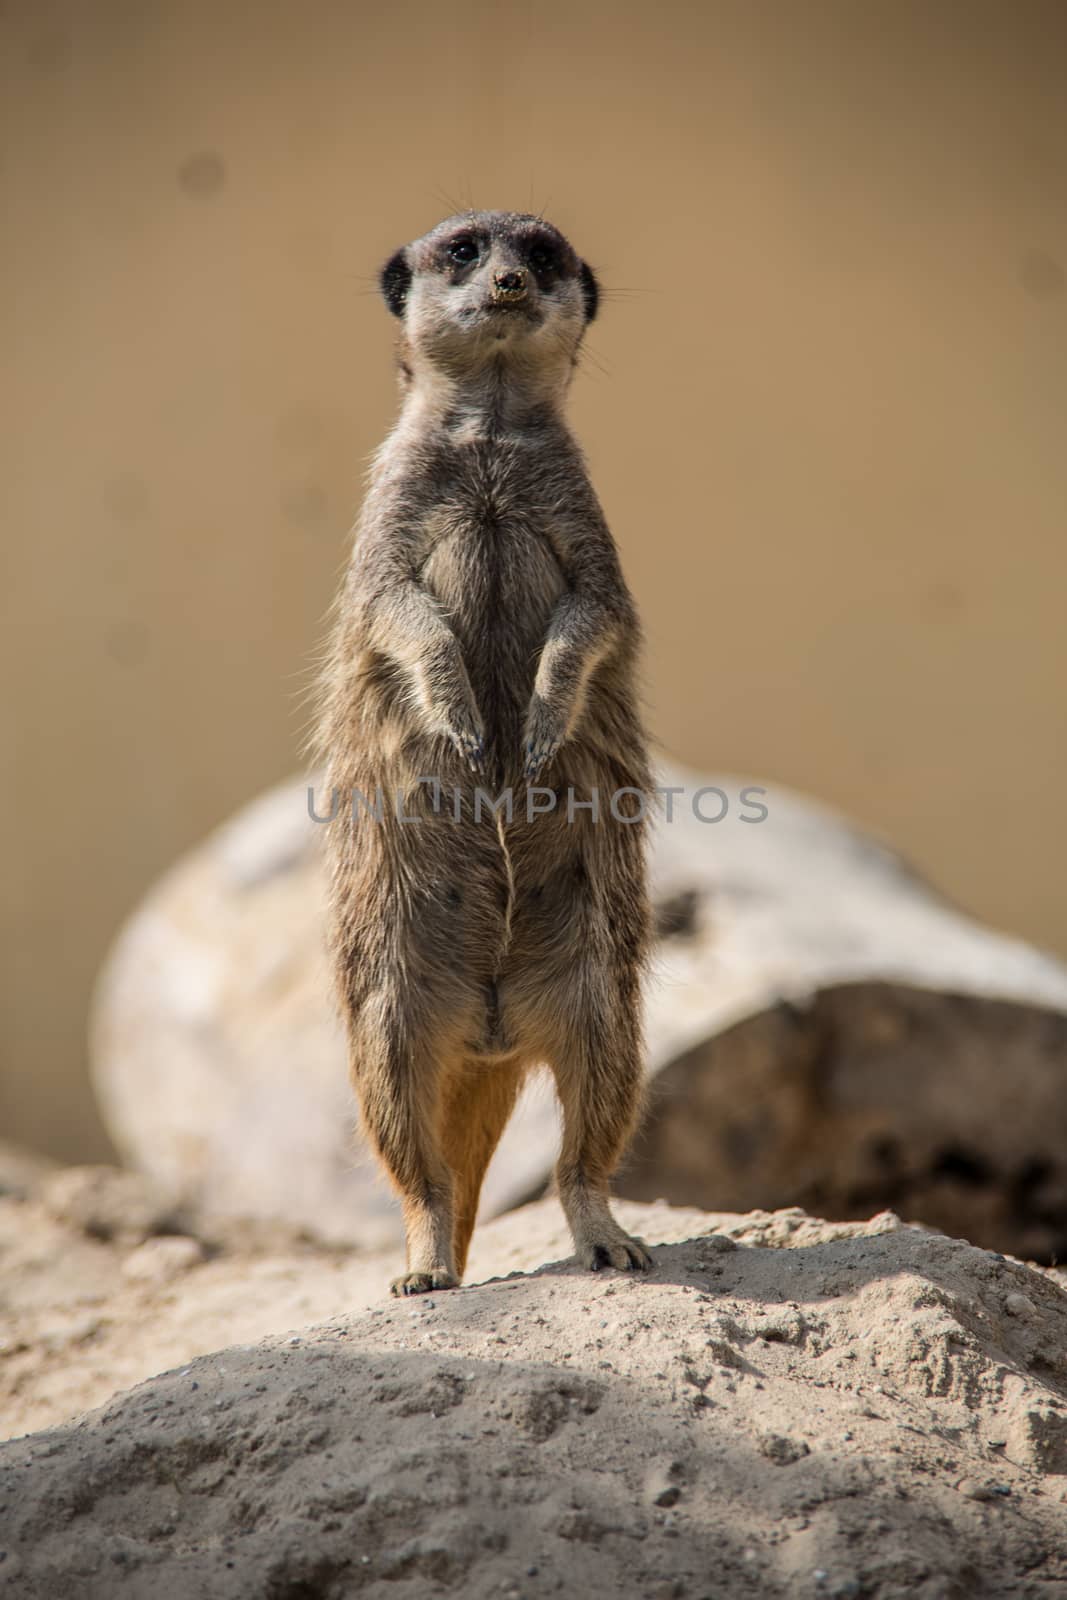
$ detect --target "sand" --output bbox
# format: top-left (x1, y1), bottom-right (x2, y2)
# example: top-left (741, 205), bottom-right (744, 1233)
top-left (3, 1176), bottom-right (1067, 1597)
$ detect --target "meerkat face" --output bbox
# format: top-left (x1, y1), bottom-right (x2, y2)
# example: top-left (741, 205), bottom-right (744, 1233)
top-left (380, 211), bottom-right (598, 382)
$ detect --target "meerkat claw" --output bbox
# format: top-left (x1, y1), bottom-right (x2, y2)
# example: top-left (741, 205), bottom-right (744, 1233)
top-left (524, 739), bottom-right (558, 782)
top-left (580, 1233), bottom-right (653, 1274)
top-left (467, 737), bottom-right (485, 773)
top-left (451, 728), bottom-right (485, 773)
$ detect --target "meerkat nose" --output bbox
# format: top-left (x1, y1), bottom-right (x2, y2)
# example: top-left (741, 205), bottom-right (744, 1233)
top-left (493, 268), bottom-right (527, 297)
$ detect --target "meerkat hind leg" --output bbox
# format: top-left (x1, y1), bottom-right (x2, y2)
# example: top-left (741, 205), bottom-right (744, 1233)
top-left (550, 1028), bottom-right (652, 1274)
top-left (392, 1176), bottom-right (458, 1297)
top-left (440, 1060), bottom-right (524, 1283)
top-left (351, 1014), bottom-right (460, 1297)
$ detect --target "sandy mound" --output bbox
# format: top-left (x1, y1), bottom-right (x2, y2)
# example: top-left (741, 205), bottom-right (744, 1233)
top-left (3, 1199), bottom-right (1067, 1599)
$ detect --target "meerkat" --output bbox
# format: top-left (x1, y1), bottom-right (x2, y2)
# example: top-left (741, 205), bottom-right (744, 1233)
top-left (316, 210), bottom-right (653, 1295)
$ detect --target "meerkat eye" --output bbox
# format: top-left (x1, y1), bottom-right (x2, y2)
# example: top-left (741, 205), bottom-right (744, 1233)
top-left (529, 243), bottom-right (556, 272)
top-left (448, 236), bottom-right (478, 265)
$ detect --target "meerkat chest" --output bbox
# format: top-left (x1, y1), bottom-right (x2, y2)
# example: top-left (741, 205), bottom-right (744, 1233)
top-left (417, 450), bottom-right (569, 648)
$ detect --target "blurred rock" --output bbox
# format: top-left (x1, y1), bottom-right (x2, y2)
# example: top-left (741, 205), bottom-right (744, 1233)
top-left (90, 765), bottom-right (1067, 1255)
top-left (38, 1165), bottom-right (182, 1246)
top-left (120, 1236), bottom-right (204, 1285)
top-left (0, 1139), bottom-right (57, 1201)
top-left (631, 771), bottom-right (1067, 1260)
top-left (90, 783), bottom-right (402, 1250)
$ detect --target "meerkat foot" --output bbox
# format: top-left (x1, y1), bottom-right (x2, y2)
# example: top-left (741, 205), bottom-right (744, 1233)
top-left (574, 1226), bottom-right (652, 1274)
top-left (390, 1269), bottom-right (460, 1297)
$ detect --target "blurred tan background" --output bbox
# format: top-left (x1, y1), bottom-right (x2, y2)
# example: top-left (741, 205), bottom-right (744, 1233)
top-left (2, 0), bottom-right (1065, 1163)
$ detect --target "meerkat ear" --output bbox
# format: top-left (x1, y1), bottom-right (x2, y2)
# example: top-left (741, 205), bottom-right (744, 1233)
top-left (380, 248), bottom-right (412, 318)
top-left (579, 261), bottom-right (600, 323)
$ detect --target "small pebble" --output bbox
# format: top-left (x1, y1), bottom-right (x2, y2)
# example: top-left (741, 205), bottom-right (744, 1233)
top-left (757, 1433), bottom-right (810, 1466)
top-left (958, 1478), bottom-right (1012, 1501)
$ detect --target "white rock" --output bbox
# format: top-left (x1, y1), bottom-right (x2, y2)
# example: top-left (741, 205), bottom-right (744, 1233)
top-left (90, 764), bottom-right (1067, 1256)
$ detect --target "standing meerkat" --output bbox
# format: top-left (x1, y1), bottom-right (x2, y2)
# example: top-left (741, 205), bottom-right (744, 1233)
top-left (316, 210), bottom-right (653, 1295)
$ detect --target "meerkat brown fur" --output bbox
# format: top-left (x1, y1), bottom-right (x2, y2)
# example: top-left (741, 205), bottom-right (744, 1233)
top-left (317, 211), bottom-right (653, 1295)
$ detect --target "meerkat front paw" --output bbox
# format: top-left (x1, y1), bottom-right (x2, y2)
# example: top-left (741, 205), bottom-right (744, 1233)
top-left (523, 697), bottom-right (565, 782)
top-left (439, 704), bottom-right (486, 773)
top-left (450, 725), bottom-right (485, 774)
top-left (390, 1269), bottom-right (460, 1296)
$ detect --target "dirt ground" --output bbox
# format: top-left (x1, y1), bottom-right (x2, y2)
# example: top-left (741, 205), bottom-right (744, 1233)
top-left (3, 1164), bottom-right (1067, 1598)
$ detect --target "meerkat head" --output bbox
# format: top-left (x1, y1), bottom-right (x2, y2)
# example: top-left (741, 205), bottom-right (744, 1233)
top-left (380, 211), bottom-right (599, 393)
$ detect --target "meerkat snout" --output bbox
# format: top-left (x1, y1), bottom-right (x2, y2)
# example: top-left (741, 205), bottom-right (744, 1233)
top-left (492, 267), bottom-right (528, 300)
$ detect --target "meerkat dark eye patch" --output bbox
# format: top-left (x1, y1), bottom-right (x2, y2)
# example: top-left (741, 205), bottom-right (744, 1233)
top-left (380, 248), bottom-right (412, 318)
top-left (527, 241), bottom-right (557, 273)
top-left (579, 261), bottom-right (599, 323)
top-left (448, 235), bottom-right (479, 265)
